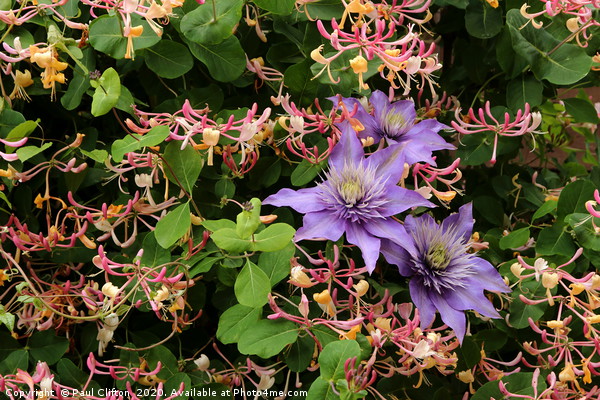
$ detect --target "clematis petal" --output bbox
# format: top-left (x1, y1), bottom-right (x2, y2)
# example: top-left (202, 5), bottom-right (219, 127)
top-left (468, 258), bottom-right (511, 293)
top-left (430, 291), bottom-right (467, 342)
top-left (295, 211), bottom-right (345, 242)
top-left (263, 187), bottom-right (326, 214)
top-left (381, 186), bottom-right (434, 216)
top-left (445, 287), bottom-right (501, 318)
top-left (328, 122), bottom-right (364, 170)
top-left (441, 203), bottom-right (474, 242)
top-left (409, 279), bottom-right (436, 328)
top-left (364, 142), bottom-right (408, 182)
top-left (380, 239), bottom-right (413, 276)
top-left (346, 224), bottom-right (381, 273)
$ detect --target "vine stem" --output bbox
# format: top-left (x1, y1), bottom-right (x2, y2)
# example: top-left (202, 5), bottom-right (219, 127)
top-left (546, 20), bottom-right (594, 56)
top-left (212, 0), bottom-right (218, 23)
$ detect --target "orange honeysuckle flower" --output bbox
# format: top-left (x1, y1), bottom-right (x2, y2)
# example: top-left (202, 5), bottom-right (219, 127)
top-left (29, 45), bottom-right (68, 99)
top-left (124, 25), bottom-right (144, 59)
top-left (9, 70), bottom-right (34, 101)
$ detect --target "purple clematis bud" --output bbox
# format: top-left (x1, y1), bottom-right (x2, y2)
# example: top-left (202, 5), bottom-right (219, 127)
top-left (381, 203), bottom-right (511, 342)
top-left (338, 90), bottom-right (454, 164)
top-left (263, 123), bottom-right (432, 273)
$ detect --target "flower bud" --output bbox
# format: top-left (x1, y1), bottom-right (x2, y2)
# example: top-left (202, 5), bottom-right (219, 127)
top-left (102, 282), bottom-right (120, 298)
top-left (353, 280), bottom-right (369, 297)
top-left (202, 128), bottom-right (220, 146)
top-left (194, 354), bottom-right (210, 371)
top-left (558, 363), bottom-right (575, 382)
top-left (289, 266), bottom-right (313, 288)
top-left (541, 272), bottom-right (559, 289)
top-left (349, 55), bottom-right (368, 74)
top-left (457, 370), bottom-right (474, 384)
top-left (510, 262), bottom-right (525, 278)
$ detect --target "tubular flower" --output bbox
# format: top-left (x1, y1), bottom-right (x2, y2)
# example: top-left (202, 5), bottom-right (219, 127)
top-left (381, 203), bottom-right (510, 341)
top-left (336, 90), bottom-right (454, 164)
top-left (263, 122), bottom-right (432, 272)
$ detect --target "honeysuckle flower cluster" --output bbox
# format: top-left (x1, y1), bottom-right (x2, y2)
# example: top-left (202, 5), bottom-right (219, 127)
top-left (451, 101), bottom-right (543, 164)
top-left (520, 0), bottom-right (599, 46)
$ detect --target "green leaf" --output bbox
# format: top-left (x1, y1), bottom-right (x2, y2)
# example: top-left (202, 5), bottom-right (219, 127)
top-left (0, 109), bottom-right (26, 137)
top-left (532, 199), bottom-right (557, 221)
top-left (147, 345), bottom-right (179, 380)
top-left (499, 227), bottom-right (530, 250)
top-left (306, 377), bottom-right (339, 400)
top-left (210, 228), bottom-right (251, 253)
top-left (506, 75), bottom-right (543, 113)
top-left (4, 120), bottom-right (39, 154)
top-left (565, 213), bottom-right (600, 251)
top-left (115, 85), bottom-right (136, 115)
top-left (89, 14), bottom-right (161, 59)
top-left (454, 337), bottom-right (481, 371)
top-left (163, 142), bottom-right (203, 193)
top-left (234, 261), bottom-right (271, 308)
top-left (508, 279), bottom-right (548, 329)
top-left (284, 335), bottom-right (315, 372)
top-left (472, 373), bottom-right (546, 400)
top-left (536, 223), bottom-right (577, 256)
top-left (61, 72), bottom-right (90, 110)
top-left (251, 223), bottom-right (295, 252)
top-left (284, 59), bottom-right (320, 107)
top-left (154, 202), bottom-right (191, 248)
top-left (16, 142), bottom-right (52, 162)
top-left (217, 304), bottom-right (262, 344)
top-left (258, 243), bottom-right (296, 286)
top-left (57, 359), bottom-right (89, 388)
top-left (141, 232), bottom-right (171, 267)
top-left (145, 40), bottom-right (194, 79)
top-left (238, 319), bottom-right (298, 358)
top-left (253, 0), bottom-right (296, 15)
top-left (0, 350), bottom-right (28, 374)
top-left (28, 331), bottom-right (69, 365)
top-left (181, 0), bottom-right (243, 45)
top-left (111, 125), bottom-right (170, 162)
top-left (506, 9), bottom-right (592, 85)
top-left (456, 131), bottom-right (493, 166)
top-left (236, 198), bottom-right (262, 239)
top-left (91, 68), bottom-right (121, 117)
top-left (187, 36), bottom-right (245, 82)
top-left (164, 372), bottom-right (192, 400)
top-left (202, 219), bottom-right (236, 232)
top-left (0, 305), bottom-right (15, 331)
top-left (563, 98), bottom-right (600, 124)
top-left (189, 256), bottom-right (223, 277)
top-left (291, 159), bottom-right (325, 186)
top-left (465, 0), bottom-right (503, 39)
top-left (80, 149), bottom-right (109, 163)
top-left (319, 340), bottom-right (361, 381)
top-left (557, 179), bottom-right (596, 220)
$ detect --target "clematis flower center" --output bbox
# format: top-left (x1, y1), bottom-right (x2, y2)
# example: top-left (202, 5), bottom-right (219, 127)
top-left (381, 109), bottom-right (411, 139)
top-left (425, 243), bottom-right (450, 271)
top-left (319, 162), bottom-right (389, 222)
top-left (340, 179), bottom-right (364, 206)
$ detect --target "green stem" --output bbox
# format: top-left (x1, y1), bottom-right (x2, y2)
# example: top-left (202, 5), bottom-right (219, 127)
top-left (469, 72), bottom-right (504, 109)
top-left (547, 20), bottom-right (594, 56)
top-left (212, 0), bottom-right (218, 23)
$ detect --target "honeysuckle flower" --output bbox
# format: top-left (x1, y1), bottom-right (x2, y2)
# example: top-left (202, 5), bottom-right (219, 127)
top-left (337, 90), bottom-right (454, 164)
top-left (381, 203), bottom-right (510, 342)
top-left (264, 123), bottom-right (432, 272)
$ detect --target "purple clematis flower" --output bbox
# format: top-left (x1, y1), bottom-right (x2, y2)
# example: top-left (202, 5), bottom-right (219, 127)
top-left (263, 123), bottom-right (432, 273)
top-left (338, 90), bottom-right (454, 164)
top-left (381, 203), bottom-right (510, 342)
